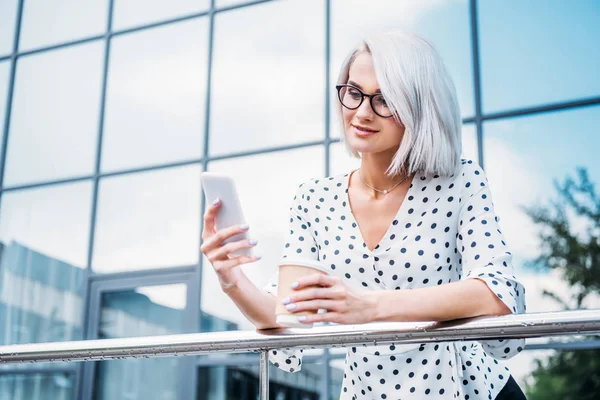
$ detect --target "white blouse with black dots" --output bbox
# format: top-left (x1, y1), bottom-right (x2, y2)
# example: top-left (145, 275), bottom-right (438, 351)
top-left (264, 159), bottom-right (526, 400)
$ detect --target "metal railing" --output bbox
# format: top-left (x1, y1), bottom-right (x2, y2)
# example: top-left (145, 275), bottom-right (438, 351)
top-left (1, 310), bottom-right (600, 399)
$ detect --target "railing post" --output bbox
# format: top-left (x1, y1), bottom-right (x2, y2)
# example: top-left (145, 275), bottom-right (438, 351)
top-left (260, 351), bottom-right (269, 399)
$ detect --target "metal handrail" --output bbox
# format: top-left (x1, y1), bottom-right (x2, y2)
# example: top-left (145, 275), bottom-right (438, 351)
top-left (1, 309), bottom-right (600, 399)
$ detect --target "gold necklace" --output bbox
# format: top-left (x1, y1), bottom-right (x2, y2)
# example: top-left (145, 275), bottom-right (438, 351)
top-left (358, 169), bottom-right (408, 195)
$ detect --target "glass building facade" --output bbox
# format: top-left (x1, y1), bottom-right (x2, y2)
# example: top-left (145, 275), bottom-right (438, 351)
top-left (0, 0), bottom-right (598, 398)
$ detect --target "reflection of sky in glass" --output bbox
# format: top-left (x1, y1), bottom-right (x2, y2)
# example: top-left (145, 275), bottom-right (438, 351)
top-left (101, 19), bottom-right (209, 172)
top-left (201, 147), bottom-right (324, 330)
top-left (330, 0), bottom-right (474, 139)
top-left (484, 105), bottom-right (600, 312)
top-left (19, 0), bottom-right (108, 51)
top-left (0, 0), bottom-right (17, 55)
top-left (461, 124), bottom-right (478, 162)
top-left (137, 284), bottom-right (187, 310)
top-left (209, 0), bottom-right (325, 155)
top-left (0, 374), bottom-right (74, 398)
top-left (0, 182), bottom-right (93, 268)
top-left (93, 165), bottom-right (202, 273)
top-left (0, 62), bottom-right (9, 167)
top-left (215, 0), bottom-right (249, 10)
top-left (479, 0), bottom-right (600, 112)
top-left (112, 0), bottom-right (210, 31)
top-left (4, 42), bottom-right (104, 187)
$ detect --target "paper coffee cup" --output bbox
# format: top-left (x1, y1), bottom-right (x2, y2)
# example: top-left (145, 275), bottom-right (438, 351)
top-left (275, 264), bottom-right (328, 328)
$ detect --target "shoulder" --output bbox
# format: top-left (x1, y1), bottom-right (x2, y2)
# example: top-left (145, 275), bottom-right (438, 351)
top-left (455, 159), bottom-right (493, 204)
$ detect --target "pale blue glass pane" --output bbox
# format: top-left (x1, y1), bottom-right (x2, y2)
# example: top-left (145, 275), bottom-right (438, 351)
top-left (112, 0), bottom-right (210, 31)
top-left (0, 0), bottom-right (17, 55)
top-left (483, 105), bottom-right (600, 312)
top-left (4, 42), bottom-right (104, 187)
top-left (0, 373), bottom-right (74, 400)
top-left (209, 0), bottom-right (325, 155)
top-left (0, 182), bottom-right (92, 346)
top-left (462, 123), bottom-right (478, 162)
top-left (214, 0), bottom-right (246, 9)
top-left (101, 19), bottom-right (209, 172)
top-left (329, 358), bottom-right (345, 399)
top-left (92, 165), bottom-right (202, 273)
top-left (330, 0), bottom-right (474, 140)
top-left (0, 61), bottom-right (9, 167)
top-left (95, 284), bottom-right (187, 400)
top-left (329, 142), bottom-right (359, 177)
top-left (201, 147), bottom-right (324, 330)
top-left (479, 0), bottom-right (600, 113)
top-left (19, 0), bottom-right (108, 51)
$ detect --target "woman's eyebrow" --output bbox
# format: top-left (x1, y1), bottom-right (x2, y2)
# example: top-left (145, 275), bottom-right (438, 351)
top-left (348, 80), bottom-right (381, 93)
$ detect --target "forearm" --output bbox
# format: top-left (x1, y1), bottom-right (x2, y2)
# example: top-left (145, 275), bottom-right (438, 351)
top-left (222, 272), bottom-right (281, 330)
top-left (373, 278), bottom-right (511, 323)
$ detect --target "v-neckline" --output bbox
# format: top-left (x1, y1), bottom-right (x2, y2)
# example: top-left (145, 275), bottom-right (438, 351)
top-left (344, 169), bottom-right (417, 254)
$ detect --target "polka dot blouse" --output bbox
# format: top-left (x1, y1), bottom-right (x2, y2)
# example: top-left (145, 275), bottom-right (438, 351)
top-left (264, 159), bottom-right (526, 399)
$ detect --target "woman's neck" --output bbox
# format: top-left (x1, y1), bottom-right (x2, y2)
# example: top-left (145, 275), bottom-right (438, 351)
top-left (358, 152), bottom-right (405, 190)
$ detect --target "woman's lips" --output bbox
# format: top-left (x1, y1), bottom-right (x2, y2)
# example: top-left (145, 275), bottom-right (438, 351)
top-left (352, 124), bottom-right (379, 137)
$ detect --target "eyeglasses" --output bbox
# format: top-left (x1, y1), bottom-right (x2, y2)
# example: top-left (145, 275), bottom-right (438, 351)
top-left (335, 84), bottom-right (394, 118)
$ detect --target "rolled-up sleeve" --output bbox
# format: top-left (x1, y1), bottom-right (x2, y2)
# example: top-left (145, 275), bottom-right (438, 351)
top-left (457, 161), bottom-right (526, 360)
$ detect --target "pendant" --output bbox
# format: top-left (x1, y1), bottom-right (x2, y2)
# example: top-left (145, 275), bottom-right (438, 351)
top-left (383, 190), bottom-right (388, 195)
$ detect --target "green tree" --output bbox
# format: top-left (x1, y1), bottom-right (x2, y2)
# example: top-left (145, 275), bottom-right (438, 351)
top-left (523, 168), bottom-right (600, 400)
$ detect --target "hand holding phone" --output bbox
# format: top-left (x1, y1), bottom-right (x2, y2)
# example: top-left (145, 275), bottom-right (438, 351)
top-left (200, 172), bottom-right (253, 257)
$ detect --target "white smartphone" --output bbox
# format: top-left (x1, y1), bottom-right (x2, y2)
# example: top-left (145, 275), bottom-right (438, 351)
top-left (200, 172), bottom-right (252, 257)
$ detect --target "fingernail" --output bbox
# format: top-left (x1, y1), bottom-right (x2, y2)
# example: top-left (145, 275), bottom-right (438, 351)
top-left (212, 198), bottom-right (220, 205)
top-left (297, 316), bottom-right (307, 322)
top-left (285, 304), bottom-right (297, 311)
top-left (281, 297), bottom-right (291, 305)
top-left (239, 224), bottom-right (249, 230)
top-left (254, 254), bottom-right (262, 260)
top-left (248, 239), bottom-right (258, 246)
top-left (290, 282), bottom-right (299, 289)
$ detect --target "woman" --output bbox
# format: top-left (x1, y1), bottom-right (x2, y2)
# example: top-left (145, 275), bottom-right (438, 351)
top-left (201, 30), bottom-right (527, 399)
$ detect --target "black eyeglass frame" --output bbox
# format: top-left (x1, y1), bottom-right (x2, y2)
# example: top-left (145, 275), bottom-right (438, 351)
top-left (335, 84), bottom-right (394, 118)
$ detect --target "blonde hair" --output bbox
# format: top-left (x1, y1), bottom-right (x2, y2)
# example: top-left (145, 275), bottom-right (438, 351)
top-left (336, 30), bottom-right (462, 177)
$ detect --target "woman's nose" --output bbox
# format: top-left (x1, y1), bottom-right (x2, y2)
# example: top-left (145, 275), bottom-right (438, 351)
top-left (355, 98), bottom-right (375, 119)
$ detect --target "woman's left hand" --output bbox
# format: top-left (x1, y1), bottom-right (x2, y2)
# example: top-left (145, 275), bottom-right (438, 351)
top-left (281, 273), bottom-right (378, 325)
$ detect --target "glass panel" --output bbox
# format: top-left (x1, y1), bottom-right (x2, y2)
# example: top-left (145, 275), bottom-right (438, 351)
top-left (330, 0), bottom-right (474, 140)
top-left (0, 182), bottom-right (91, 346)
top-left (113, 0), bottom-right (210, 31)
top-left (209, 0), bottom-right (325, 156)
top-left (462, 123), bottom-right (478, 162)
top-left (483, 105), bottom-right (600, 312)
top-left (0, 0), bottom-right (18, 56)
top-left (4, 42), bottom-right (104, 187)
top-left (479, 0), bottom-right (600, 113)
top-left (0, 61), bottom-right (10, 166)
top-left (94, 284), bottom-right (187, 400)
top-left (198, 360), bottom-right (324, 400)
top-left (330, 142), bottom-right (360, 177)
top-left (329, 358), bottom-right (345, 400)
top-left (0, 372), bottom-right (74, 400)
top-left (92, 164), bottom-right (201, 273)
top-left (19, 0), bottom-right (108, 51)
top-left (214, 0), bottom-right (246, 9)
top-left (101, 19), bottom-right (209, 173)
top-left (201, 147), bottom-right (324, 330)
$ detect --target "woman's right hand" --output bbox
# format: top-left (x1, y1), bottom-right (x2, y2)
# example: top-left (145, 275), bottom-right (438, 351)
top-left (200, 199), bottom-right (261, 290)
